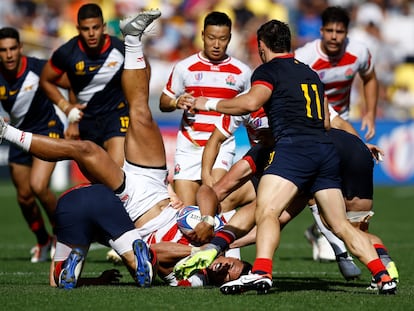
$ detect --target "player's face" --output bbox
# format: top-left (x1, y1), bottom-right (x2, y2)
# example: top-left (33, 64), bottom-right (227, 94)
top-left (201, 25), bottom-right (231, 62)
top-left (206, 256), bottom-right (245, 285)
top-left (77, 17), bottom-right (106, 52)
top-left (0, 38), bottom-right (22, 73)
top-left (320, 22), bottom-right (347, 56)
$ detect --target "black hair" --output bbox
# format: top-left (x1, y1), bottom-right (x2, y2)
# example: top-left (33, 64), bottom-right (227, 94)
top-left (0, 27), bottom-right (20, 43)
top-left (77, 3), bottom-right (103, 24)
top-left (257, 20), bottom-right (291, 53)
top-left (321, 6), bottom-right (350, 29)
top-left (204, 11), bottom-right (232, 30)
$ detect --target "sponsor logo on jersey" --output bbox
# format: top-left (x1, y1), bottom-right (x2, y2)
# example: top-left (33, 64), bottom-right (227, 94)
top-left (88, 65), bottom-right (101, 71)
top-left (107, 61), bottom-right (119, 68)
top-left (9, 89), bottom-right (19, 96)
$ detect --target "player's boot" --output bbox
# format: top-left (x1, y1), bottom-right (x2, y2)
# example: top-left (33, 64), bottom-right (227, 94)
top-left (119, 9), bottom-right (161, 38)
top-left (58, 248), bottom-right (85, 289)
top-left (316, 234), bottom-right (336, 262)
top-left (337, 255), bottom-right (361, 280)
top-left (133, 239), bottom-right (153, 287)
top-left (377, 274), bottom-right (397, 295)
top-left (0, 116), bottom-right (6, 144)
top-left (30, 236), bottom-right (53, 263)
top-left (173, 248), bottom-right (218, 280)
top-left (220, 273), bottom-right (273, 295)
top-left (304, 225), bottom-right (320, 261)
top-left (386, 261), bottom-right (399, 282)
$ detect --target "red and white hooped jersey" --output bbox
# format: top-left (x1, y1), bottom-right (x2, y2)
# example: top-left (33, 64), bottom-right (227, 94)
top-left (163, 52), bottom-right (251, 147)
top-left (295, 38), bottom-right (374, 119)
top-left (216, 107), bottom-right (269, 146)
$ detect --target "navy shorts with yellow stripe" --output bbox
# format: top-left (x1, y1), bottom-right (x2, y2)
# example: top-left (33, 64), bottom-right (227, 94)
top-left (329, 128), bottom-right (373, 200)
top-left (55, 184), bottom-right (135, 247)
top-left (8, 117), bottom-right (63, 165)
top-left (263, 140), bottom-right (341, 195)
top-left (79, 104), bottom-right (129, 147)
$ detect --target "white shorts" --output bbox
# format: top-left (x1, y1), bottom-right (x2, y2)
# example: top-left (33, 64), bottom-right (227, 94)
top-left (117, 160), bottom-right (170, 222)
top-left (173, 131), bottom-right (235, 181)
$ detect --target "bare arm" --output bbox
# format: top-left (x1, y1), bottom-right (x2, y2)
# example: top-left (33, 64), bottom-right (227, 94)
top-left (159, 92), bottom-right (194, 112)
top-left (201, 128), bottom-right (227, 186)
top-left (40, 61), bottom-right (71, 114)
top-left (193, 85), bottom-right (271, 115)
top-left (360, 69), bottom-right (378, 140)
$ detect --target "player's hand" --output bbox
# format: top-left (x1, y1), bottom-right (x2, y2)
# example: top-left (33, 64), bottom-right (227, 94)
top-left (67, 103), bottom-right (86, 123)
top-left (177, 92), bottom-right (195, 110)
top-left (366, 143), bottom-right (384, 164)
top-left (187, 222), bottom-right (214, 245)
top-left (169, 194), bottom-right (185, 210)
top-left (361, 115), bottom-right (375, 141)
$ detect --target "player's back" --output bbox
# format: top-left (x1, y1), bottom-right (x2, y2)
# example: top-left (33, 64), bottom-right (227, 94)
top-left (253, 55), bottom-right (328, 143)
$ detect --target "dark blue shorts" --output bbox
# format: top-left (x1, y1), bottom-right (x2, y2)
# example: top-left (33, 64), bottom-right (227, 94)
top-left (55, 184), bottom-right (135, 247)
top-left (8, 118), bottom-right (63, 165)
top-left (79, 105), bottom-right (128, 147)
top-left (329, 129), bottom-right (373, 200)
top-left (263, 141), bottom-right (341, 195)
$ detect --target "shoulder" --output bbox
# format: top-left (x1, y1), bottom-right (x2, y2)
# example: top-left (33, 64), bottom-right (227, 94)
top-left (295, 40), bottom-right (318, 58)
top-left (345, 39), bottom-right (370, 58)
top-left (108, 36), bottom-right (125, 50)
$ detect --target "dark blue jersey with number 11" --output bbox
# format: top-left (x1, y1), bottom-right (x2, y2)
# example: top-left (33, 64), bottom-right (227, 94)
top-left (252, 54), bottom-right (330, 144)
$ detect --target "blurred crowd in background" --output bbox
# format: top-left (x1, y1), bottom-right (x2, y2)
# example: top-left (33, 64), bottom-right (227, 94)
top-left (1, 0), bottom-right (414, 120)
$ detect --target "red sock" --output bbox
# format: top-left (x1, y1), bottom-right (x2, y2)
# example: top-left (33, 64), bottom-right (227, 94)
top-left (53, 261), bottom-right (64, 284)
top-left (367, 258), bottom-right (388, 281)
top-left (252, 258), bottom-right (272, 276)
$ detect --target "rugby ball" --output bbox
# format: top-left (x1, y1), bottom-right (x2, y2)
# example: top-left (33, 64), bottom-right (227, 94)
top-left (176, 205), bottom-right (224, 236)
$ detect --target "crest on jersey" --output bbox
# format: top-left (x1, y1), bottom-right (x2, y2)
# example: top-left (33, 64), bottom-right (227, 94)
top-left (0, 86), bottom-right (7, 99)
top-left (174, 164), bottom-right (181, 175)
top-left (226, 74), bottom-right (236, 86)
top-left (345, 68), bottom-right (354, 79)
top-left (75, 61), bottom-right (86, 75)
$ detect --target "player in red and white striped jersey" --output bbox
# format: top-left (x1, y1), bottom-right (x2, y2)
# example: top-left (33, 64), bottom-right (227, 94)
top-left (295, 6), bottom-right (380, 263)
top-left (294, 6), bottom-right (378, 141)
top-left (159, 11), bottom-right (251, 211)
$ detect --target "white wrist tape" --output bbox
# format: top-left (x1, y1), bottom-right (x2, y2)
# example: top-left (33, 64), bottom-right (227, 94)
top-left (201, 215), bottom-right (215, 227)
top-left (205, 99), bottom-right (219, 111)
top-left (68, 107), bottom-right (82, 123)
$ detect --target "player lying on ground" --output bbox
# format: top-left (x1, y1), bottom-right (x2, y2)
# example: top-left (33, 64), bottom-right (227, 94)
top-left (48, 182), bottom-right (251, 289)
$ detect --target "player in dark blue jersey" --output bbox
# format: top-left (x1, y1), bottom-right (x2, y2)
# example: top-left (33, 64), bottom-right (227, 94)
top-left (40, 3), bottom-right (128, 167)
top-left (183, 19), bottom-right (396, 295)
top-left (0, 27), bottom-right (64, 263)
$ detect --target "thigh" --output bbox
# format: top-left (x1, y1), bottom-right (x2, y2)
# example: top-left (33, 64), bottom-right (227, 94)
top-left (256, 174), bottom-right (298, 219)
top-left (30, 157), bottom-right (56, 188)
top-left (174, 179), bottom-right (200, 206)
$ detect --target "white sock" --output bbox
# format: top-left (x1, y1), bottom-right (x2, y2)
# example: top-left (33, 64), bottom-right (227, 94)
top-left (3, 124), bottom-right (32, 152)
top-left (124, 35), bottom-right (146, 69)
top-left (309, 204), bottom-right (347, 256)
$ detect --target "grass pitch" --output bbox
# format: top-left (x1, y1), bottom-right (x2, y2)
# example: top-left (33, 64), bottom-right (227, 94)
top-left (0, 182), bottom-right (412, 310)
